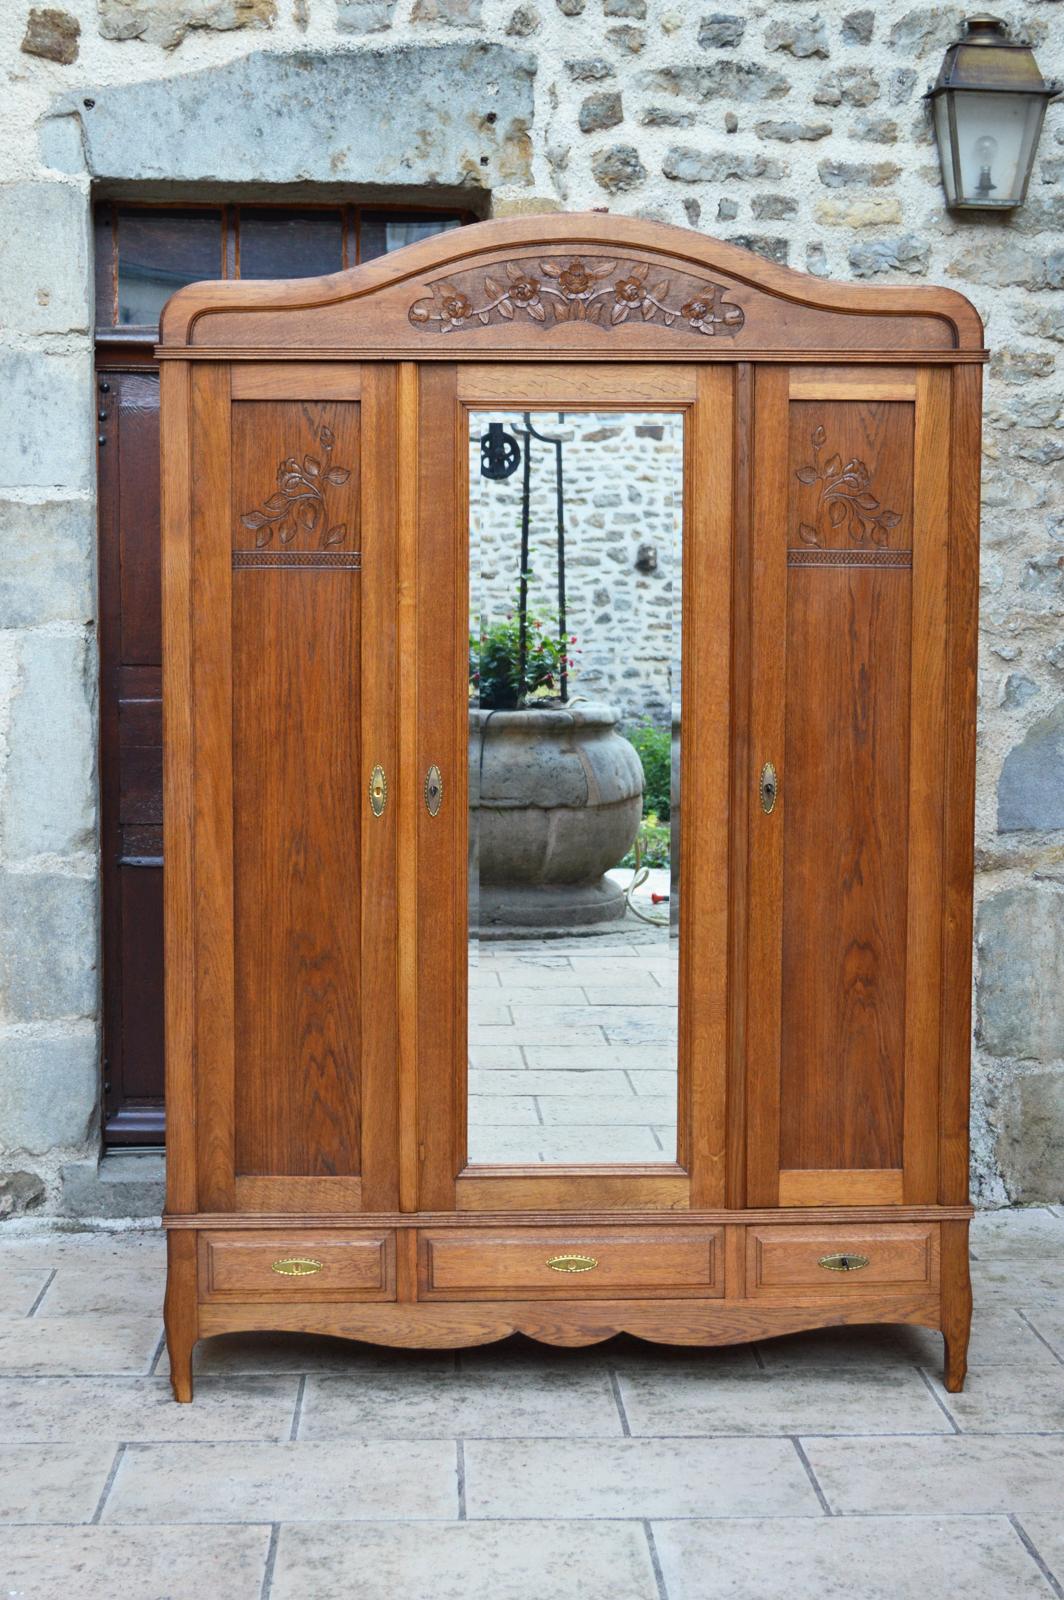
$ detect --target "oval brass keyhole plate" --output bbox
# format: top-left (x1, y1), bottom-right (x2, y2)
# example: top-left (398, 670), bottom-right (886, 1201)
top-left (760, 762), bottom-right (778, 814)
top-left (369, 765), bottom-right (387, 818)
top-left (546, 1254), bottom-right (598, 1274)
top-left (818, 1252), bottom-right (870, 1273)
top-left (425, 764), bottom-right (443, 817)
top-left (271, 1257), bottom-right (324, 1277)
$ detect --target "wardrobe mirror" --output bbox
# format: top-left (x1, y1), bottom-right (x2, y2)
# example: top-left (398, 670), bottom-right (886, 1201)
top-left (467, 409), bottom-right (684, 1165)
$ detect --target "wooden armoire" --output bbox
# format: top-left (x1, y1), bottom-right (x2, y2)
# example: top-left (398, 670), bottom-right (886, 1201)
top-left (159, 216), bottom-right (982, 1401)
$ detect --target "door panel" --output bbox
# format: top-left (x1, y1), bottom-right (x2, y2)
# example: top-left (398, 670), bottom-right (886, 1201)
top-left (184, 367), bottom-right (397, 1212)
top-left (747, 366), bottom-right (949, 1207)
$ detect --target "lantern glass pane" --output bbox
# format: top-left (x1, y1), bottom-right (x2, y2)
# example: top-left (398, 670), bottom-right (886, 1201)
top-left (933, 95), bottom-right (959, 205)
top-left (950, 90), bottom-right (1044, 206)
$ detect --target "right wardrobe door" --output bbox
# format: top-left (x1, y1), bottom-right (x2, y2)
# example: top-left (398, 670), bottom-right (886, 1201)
top-left (746, 364), bottom-right (951, 1210)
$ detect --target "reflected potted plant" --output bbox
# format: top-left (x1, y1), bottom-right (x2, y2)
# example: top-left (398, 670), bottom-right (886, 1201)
top-left (470, 597), bottom-right (644, 932)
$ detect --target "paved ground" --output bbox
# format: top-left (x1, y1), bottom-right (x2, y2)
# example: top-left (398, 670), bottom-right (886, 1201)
top-left (469, 908), bottom-right (679, 1165)
top-left (0, 1208), bottom-right (1063, 1597)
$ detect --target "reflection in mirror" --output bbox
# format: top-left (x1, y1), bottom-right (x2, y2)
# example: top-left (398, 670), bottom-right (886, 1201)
top-left (468, 410), bottom-right (683, 1165)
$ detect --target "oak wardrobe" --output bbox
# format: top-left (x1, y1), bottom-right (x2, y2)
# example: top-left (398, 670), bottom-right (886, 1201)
top-left (159, 215), bottom-right (982, 1400)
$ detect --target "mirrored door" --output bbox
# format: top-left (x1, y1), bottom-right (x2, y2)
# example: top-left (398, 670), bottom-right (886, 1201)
top-left (411, 363), bottom-right (732, 1212)
top-left (468, 408), bottom-right (684, 1165)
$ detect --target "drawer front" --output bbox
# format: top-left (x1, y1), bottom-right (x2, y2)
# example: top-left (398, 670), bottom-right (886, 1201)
top-left (200, 1230), bottom-right (396, 1301)
top-left (746, 1225), bottom-right (938, 1298)
top-left (420, 1227), bottom-right (723, 1300)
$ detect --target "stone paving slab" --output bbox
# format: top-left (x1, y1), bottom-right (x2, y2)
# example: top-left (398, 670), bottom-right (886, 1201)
top-left (0, 1268), bottom-right (50, 1316)
top-left (0, 1375), bottom-right (300, 1442)
top-left (802, 1434), bottom-right (1064, 1515)
top-left (927, 1364), bottom-right (1064, 1433)
top-left (0, 1525), bottom-right (271, 1600)
top-left (653, 1515), bottom-right (1056, 1600)
top-left (0, 1313), bottom-right (163, 1375)
top-left (0, 1441), bottom-right (116, 1523)
top-left (269, 1520), bottom-right (661, 1600)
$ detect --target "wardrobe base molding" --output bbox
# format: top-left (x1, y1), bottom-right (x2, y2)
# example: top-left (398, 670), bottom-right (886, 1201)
top-left (164, 1213), bottom-right (971, 1401)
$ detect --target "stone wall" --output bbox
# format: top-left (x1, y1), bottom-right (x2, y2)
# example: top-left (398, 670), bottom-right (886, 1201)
top-left (1, 0), bottom-right (1062, 1211)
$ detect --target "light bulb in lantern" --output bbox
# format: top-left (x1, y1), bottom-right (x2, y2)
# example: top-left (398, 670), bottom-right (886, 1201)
top-left (973, 133), bottom-right (998, 197)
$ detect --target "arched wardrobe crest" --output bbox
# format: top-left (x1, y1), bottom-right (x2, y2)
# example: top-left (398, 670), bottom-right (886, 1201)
top-left (158, 214), bottom-right (983, 1401)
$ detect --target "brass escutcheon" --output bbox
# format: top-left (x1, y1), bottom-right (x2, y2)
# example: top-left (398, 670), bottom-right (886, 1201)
top-left (760, 761), bottom-right (778, 814)
top-left (817, 1252), bottom-right (870, 1273)
top-left (546, 1253), bottom-right (598, 1274)
top-left (425, 764), bottom-right (443, 818)
top-left (271, 1257), bottom-right (325, 1277)
top-left (369, 764), bottom-right (387, 818)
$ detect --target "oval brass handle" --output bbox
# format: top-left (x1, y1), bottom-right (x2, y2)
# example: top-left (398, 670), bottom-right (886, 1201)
top-left (369, 764), bottom-right (387, 818)
top-left (760, 761), bottom-right (778, 814)
top-left (546, 1254), bottom-right (598, 1274)
top-left (818, 1252), bottom-right (870, 1273)
top-left (425, 764), bottom-right (443, 817)
top-left (271, 1257), bottom-right (325, 1277)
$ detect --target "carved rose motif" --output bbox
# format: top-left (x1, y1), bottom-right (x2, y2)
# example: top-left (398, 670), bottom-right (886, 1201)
top-left (408, 254), bottom-right (745, 337)
top-left (794, 425), bottom-right (902, 548)
top-left (239, 423), bottom-right (351, 551)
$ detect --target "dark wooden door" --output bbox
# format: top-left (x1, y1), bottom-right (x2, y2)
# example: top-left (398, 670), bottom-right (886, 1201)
top-left (98, 367), bottom-right (166, 1143)
top-left (746, 365), bottom-right (951, 1208)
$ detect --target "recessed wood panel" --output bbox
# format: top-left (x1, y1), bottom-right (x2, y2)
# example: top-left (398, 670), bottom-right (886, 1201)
top-left (778, 400), bottom-right (915, 1176)
top-left (746, 1224), bottom-right (937, 1297)
top-left (420, 1226), bottom-right (723, 1299)
top-left (231, 400), bottom-right (363, 1178)
top-left (200, 1229), bottom-right (395, 1300)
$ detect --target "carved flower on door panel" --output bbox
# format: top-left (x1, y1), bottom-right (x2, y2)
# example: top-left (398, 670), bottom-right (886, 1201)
top-left (240, 424), bottom-right (351, 550)
top-left (795, 425), bottom-right (902, 547)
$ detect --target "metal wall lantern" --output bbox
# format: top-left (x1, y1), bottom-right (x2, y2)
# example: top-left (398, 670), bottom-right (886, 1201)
top-left (925, 14), bottom-right (1060, 210)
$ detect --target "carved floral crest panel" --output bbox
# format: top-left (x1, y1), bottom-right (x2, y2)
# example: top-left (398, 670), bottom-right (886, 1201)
top-left (232, 401), bottom-right (361, 568)
top-left (408, 255), bottom-right (745, 337)
top-left (788, 400), bottom-right (912, 557)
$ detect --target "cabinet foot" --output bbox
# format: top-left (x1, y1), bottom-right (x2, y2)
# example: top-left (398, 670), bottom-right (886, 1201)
top-left (164, 1228), bottom-right (198, 1403)
top-left (940, 1217), bottom-right (972, 1394)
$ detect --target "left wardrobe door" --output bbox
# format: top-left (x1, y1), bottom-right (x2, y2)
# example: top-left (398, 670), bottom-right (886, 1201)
top-left (166, 363), bottom-right (399, 1216)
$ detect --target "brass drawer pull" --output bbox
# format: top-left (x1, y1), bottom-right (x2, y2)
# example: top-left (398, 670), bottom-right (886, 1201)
top-left (425, 764), bottom-right (443, 817)
top-left (271, 1257), bottom-right (325, 1277)
top-left (546, 1253), bottom-right (598, 1274)
top-left (818, 1252), bottom-right (870, 1273)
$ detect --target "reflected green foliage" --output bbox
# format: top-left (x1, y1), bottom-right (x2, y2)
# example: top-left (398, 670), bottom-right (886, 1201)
top-left (626, 720), bottom-right (672, 820)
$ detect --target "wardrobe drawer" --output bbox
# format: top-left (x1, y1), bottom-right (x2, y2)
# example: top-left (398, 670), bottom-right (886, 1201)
top-left (746, 1225), bottom-right (938, 1298)
top-left (199, 1230), bottom-right (396, 1301)
top-left (420, 1227), bottom-right (723, 1299)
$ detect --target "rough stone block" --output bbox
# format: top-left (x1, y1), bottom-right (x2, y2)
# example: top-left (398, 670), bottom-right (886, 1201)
top-left (506, 4), bottom-right (540, 34)
top-left (818, 158), bottom-right (900, 186)
top-left (604, 0), bottom-right (644, 15)
top-left (336, 0), bottom-right (397, 28)
top-left (0, 871), bottom-right (96, 1024)
top-left (848, 233), bottom-right (929, 277)
top-left (43, 46), bottom-right (535, 191)
top-left (817, 195), bottom-right (903, 227)
top-left (411, 0), bottom-right (482, 20)
top-left (0, 350), bottom-right (93, 493)
top-left (591, 144), bottom-right (646, 192)
top-left (0, 1030), bottom-right (97, 1155)
top-left (0, 180), bottom-right (89, 332)
top-left (765, 12), bottom-right (830, 58)
top-left (0, 499), bottom-right (94, 629)
top-left (20, 8), bottom-right (80, 63)
top-left (698, 13), bottom-right (745, 49)
top-left (637, 62), bottom-right (789, 102)
top-left (996, 1070), bottom-right (1064, 1203)
top-left (0, 1170), bottom-right (46, 1220)
top-left (888, 6), bottom-right (966, 59)
top-left (663, 147), bottom-right (783, 183)
top-left (1, 631), bottom-right (95, 860)
top-left (814, 66), bottom-right (879, 106)
top-left (841, 8), bottom-right (874, 44)
top-left (98, 0), bottom-right (277, 49)
top-left (579, 92), bottom-right (623, 133)
top-left (755, 119), bottom-right (832, 142)
top-left (566, 57), bottom-right (613, 80)
top-left (977, 884), bottom-right (1064, 1059)
top-left (997, 701), bottom-right (1064, 833)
